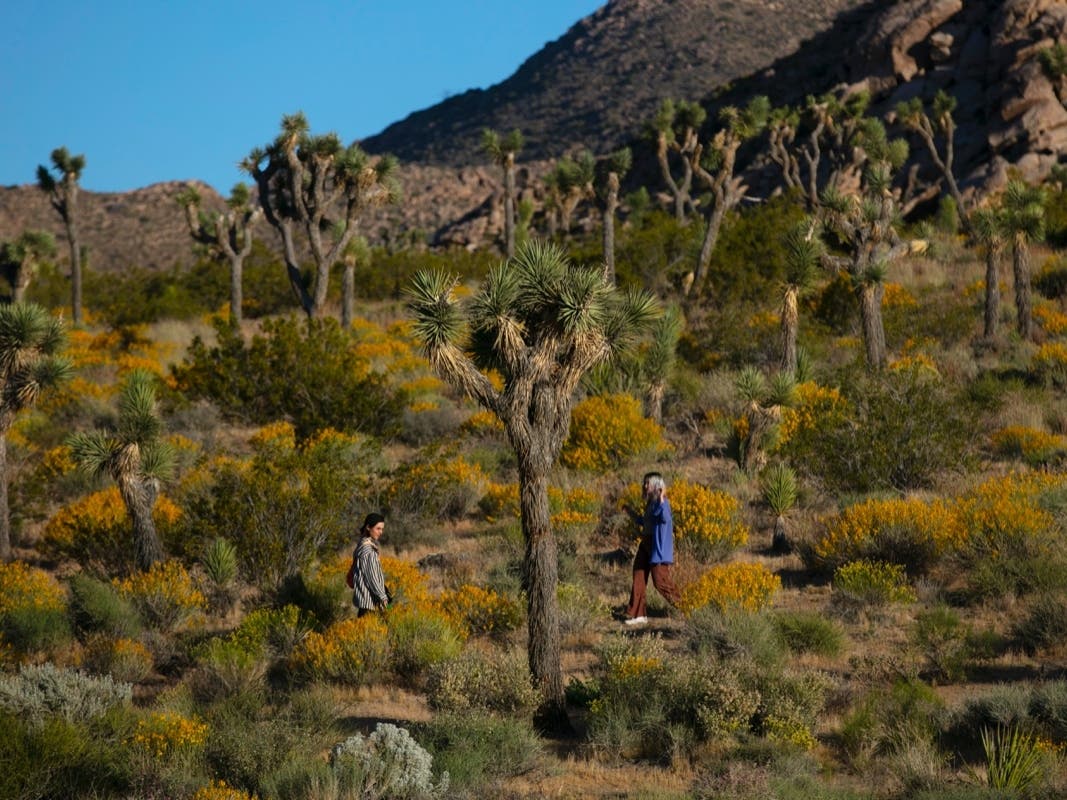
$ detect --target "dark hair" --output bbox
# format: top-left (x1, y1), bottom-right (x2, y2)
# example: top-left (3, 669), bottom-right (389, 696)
top-left (360, 512), bottom-right (385, 535)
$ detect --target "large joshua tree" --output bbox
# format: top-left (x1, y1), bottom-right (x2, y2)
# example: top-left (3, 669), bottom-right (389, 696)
top-left (593, 148), bottom-right (632, 285)
top-left (482, 128), bottom-right (525, 258)
top-left (176, 183), bottom-right (262, 325)
top-left (36, 147), bottom-right (86, 326)
top-left (1000, 180), bottom-right (1046, 342)
top-left (68, 369), bottom-right (176, 571)
top-left (545, 150), bottom-right (595, 238)
top-left (1, 231), bottom-right (56, 303)
top-left (407, 241), bottom-right (657, 720)
top-left (242, 112), bottom-right (399, 319)
top-left (0, 304), bottom-right (71, 561)
top-left (686, 96), bottom-right (769, 298)
top-left (652, 99), bottom-right (706, 223)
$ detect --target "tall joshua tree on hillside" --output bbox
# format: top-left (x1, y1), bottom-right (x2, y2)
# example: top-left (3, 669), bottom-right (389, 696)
top-left (1, 231), bottom-right (56, 303)
top-left (819, 118), bottom-right (912, 371)
top-left (1001, 180), bottom-right (1045, 342)
top-left (780, 220), bottom-right (823, 375)
top-left (242, 113), bottom-right (399, 319)
top-left (971, 206), bottom-right (1007, 341)
top-left (0, 304), bottom-right (71, 561)
top-left (686, 96), bottom-right (769, 298)
top-left (595, 148), bottom-right (633, 285)
top-left (482, 128), bottom-right (525, 258)
top-left (36, 147), bottom-right (86, 325)
top-left (545, 150), bottom-right (595, 238)
top-left (407, 241), bottom-right (657, 721)
top-left (652, 99), bottom-right (706, 223)
top-left (177, 183), bottom-right (262, 325)
top-left (68, 369), bottom-right (176, 571)
top-left (896, 91), bottom-right (969, 234)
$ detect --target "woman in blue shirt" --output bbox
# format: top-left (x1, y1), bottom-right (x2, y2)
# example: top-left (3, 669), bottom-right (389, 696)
top-left (623, 472), bottom-right (679, 625)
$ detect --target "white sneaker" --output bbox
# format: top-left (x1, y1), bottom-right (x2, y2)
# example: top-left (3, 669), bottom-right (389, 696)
top-left (623, 616), bottom-right (648, 626)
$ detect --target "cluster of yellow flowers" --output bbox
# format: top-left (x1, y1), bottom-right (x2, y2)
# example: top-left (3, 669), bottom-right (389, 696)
top-left (763, 715), bottom-right (818, 749)
top-left (440, 584), bottom-right (523, 636)
top-left (814, 473), bottom-right (1067, 570)
top-left (381, 556), bottom-right (434, 605)
top-left (888, 353), bottom-right (940, 376)
top-left (677, 562), bottom-right (781, 615)
top-left (991, 425), bottom-right (1067, 463)
top-left (0, 560), bottom-right (66, 617)
top-left (1032, 342), bottom-right (1067, 386)
top-left (480, 482), bottom-right (520, 521)
top-left (1035, 303), bottom-right (1067, 337)
top-left (561, 393), bottom-right (669, 473)
top-left (43, 488), bottom-right (183, 558)
top-left (833, 559), bottom-right (916, 604)
top-left (385, 455), bottom-right (488, 511)
top-left (88, 636), bottom-right (154, 683)
top-left (882, 282), bottom-right (919, 309)
top-left (128, 711), bottom-right (209, 758)
top-left (746, 309), bottom-right (779, 335)
top-left (610, 654), bottom-right (665, 681)
top-left (290, 616), bottom-right (389, 683)
top-left (668, 480), bottom-right (750, 559)
top-left (113, 560), bottom-right (207, 627)
top-left (777, 382), bottom-right (849, 447)
top-left (249, 420), bottom-right (297, 449)
top-left (192, 780), bottom-right (258, 800)
top-left (461, 409), bottom-right (505, 436)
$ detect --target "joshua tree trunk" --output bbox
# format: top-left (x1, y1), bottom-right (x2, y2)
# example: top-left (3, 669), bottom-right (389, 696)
top-left (504, 154), bottom-right (517, 259)
top-left (517, 459), bottom-right (564, 723)
top-left (118, 473), bottom-right (164, 571)
top-left (984, 241), bottom-right (1003, 340)
top-left (692, 200), bottom-right (729, 298)
top-left (342, 260), bottom-right (355, 329)
top-left (68, 220), bottom-right (83, 326)
top-left (857, 282), bottom-right (887, 370)
top-left (1013, 239), bottom-right (1033, 341)
top-left (772, 514), bottom-right (790, 554)
top-left (0, 431), bottom-right (9, 561)
top-left (602, 171), bottom-right (619, 284)
top-left (12, 268), bottom-right (31, 304)
top-left (781, 286), bottom-right (800, 374)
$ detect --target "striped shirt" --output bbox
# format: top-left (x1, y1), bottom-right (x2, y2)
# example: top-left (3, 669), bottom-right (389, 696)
top-left (351, 537), bottom-right (388, 610)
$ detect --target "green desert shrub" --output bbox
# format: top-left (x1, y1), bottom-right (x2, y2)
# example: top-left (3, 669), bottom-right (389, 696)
top-left (839, 679), bottom-right (945, 766)
top-left (1011, 593), bottom-right (1067, 655)
top-left (68, 573), bottom-right (143, 638)
top-left (912, 604), bottom-right (975, 683)
top-left (686, 606), bottom-right (786, 670)
top-left (383, 451), bottom-right (487, 523)
top-left (0, 663), bottom-right (132, 725)
top-left (832, 560), bottom-right (916, 616)
top-left (416, 713), bottom-right (542, 792)
top-left (952, 685), bottom-right (1034, 741)
top-left (191, 635), bottom-right (269, 703)
top-left (426, 647), bottom-right (541, 716)
top-left (753, 670), bottom-right (831, 751)
top-left (200, 536), bottom-right (240, 614)
top-left (83, 635), bottom-right (154, 684)
top-left (386, 606), bottom-right (465, 686)
top-left (204, 706), bottom-right (309, 798)
top-left (772, 610), bottom-right (845, 657)
top-left (173, 315), bottom-right (406, 440)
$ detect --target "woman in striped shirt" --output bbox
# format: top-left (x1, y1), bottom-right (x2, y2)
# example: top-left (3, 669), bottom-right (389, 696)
top-left (347, 512), bottom-right (390, 616)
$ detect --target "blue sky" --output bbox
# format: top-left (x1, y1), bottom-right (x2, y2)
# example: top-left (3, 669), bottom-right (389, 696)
top-left (1, 1), bottom-right (602, 194)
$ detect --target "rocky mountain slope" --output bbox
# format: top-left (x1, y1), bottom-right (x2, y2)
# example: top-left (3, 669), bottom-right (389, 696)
top-left (1, 0), bottom-right (1064, 273)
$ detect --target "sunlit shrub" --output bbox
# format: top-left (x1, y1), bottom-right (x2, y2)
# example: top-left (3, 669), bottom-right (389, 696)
top-left (327, 723), bottom-right (449, 800)
top-left (42, 487), bottom-right (182, 573)
top-left (0, 663), bottom-right (131, 725)
top-left (776, 381), bottom-right (850, 449)
top-left (992, 425), bottom-right (1067, 466)
top-left (460, 408), bottom-right (505, 437)
top-left (83, 635), bottom-right (154, 684)
top-left (1035, 303), bottom-right (1067, 336)
top-left (381, 556), bottom-right (434, 606)
top-left (289, 615), bottom-right (388, 685)
top-left (954, 472), bottom-right (1066, 563)
top-left (386, 604), bottom-right (465, 684)
top-left (677, 562), bottom-right (781, 615)
top-left (0, 560), bottom-right (70, 656)
top-left (439, 584), bottom-right (523, 638)
top-left (384, 453), bottom-right (487, 521)
top-left (479, 482), bottom-right (520, 521)
top-left (755, 670), bottom-right (830, 750)
top-left (832, 560), bottom-right (916, 613)
top-left (192, 780), bottom-right (257, 800)
top-left (664, 480), bottom-right (749, 562)
top-left (426, 647), bottom-right (541, 716)
top-left (561, 393), bottom-right (670, 472)
top-left (812, 496), bottom-right (959, 576)
top-left (417, 713), bottom-right (542, 791)
top-left (112, 560), bottom-right (206, 631)
top-left (128, 710), bottom-right (209, 759)
top-left (1034, 342), bottom-right (1067, 388)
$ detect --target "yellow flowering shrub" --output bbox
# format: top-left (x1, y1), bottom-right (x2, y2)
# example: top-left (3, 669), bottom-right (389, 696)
top-left (832, 560), bottom-right (916, 607)
top-left (385, 455), bottom-right (487, 520)
top-left (113, 560), bottom-right (206, 630)
top-left (777, 382), bottom-right (849, 448)
top-left (0, 560), bottom-right (65, 617)
top-left (667, 480), bottom-right (750, 562)
top-left (1032, 341), bottom-right (1067, 387)
top-left (1035, 303), bottom-right (1067, 337)
top-left (461, 408), bottom-right (505, 436)
top-left (440, 584), bottom-right (523, 637)
top-left (882, 282), bottom-right (919, 309)
top-left (42, 487), bottom-right (183, 572)
top-left (381, 556), bottom-right (434, 605)
top-left (561, 393), bottom-right (670, 472)
top-left (192, 781), bottom-right (257, 800)
top-left (813, 496), bottom-right (959, 575)
top-left (128, 710), bottom-right (209, 758)
top-left (479, 482), bottom-right (520, 521)
top-left (289, 615), bottom-right (389, 685)
top-left (953, 472), bottom-right (1065, 561)
top-left (677, 562), bottom-right (781, 615)
top-left (84, 635), bottom-right (154, 683)
top-left (888, 353), bottom-right (940, 377)
top-left (991, 425), bottom-right (1067, 465)
top-left (0, 561), bottom-right (69, 658)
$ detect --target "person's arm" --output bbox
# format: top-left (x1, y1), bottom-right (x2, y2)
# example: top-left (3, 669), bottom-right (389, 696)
top-left (358, 547), bottom-right (389, 607)
top-left (650, 500), bottom-right (674, 563)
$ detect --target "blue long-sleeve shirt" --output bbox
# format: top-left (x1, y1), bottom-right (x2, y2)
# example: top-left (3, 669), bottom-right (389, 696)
top-left (644, 497), bottom-right (674, 564)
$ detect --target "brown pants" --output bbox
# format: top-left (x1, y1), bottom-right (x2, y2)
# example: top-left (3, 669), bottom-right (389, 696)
top-left (626, 540), bottom-right (679, 618)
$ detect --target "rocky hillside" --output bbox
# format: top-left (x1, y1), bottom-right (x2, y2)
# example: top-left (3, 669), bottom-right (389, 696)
top-left (1, 0), bottom-right (1064, 272)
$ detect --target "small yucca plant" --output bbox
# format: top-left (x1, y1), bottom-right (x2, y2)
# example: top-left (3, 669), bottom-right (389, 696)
top-left (761, 463), bottom-right (798, 554)
top-left (981, 725), bottom-right (1043, 792)
top-left (201, 537), bottom-right (239, 615)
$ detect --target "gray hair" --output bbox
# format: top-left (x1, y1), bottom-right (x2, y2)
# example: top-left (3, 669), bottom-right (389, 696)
top-left (643, 472), bottom-right (666, 495)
